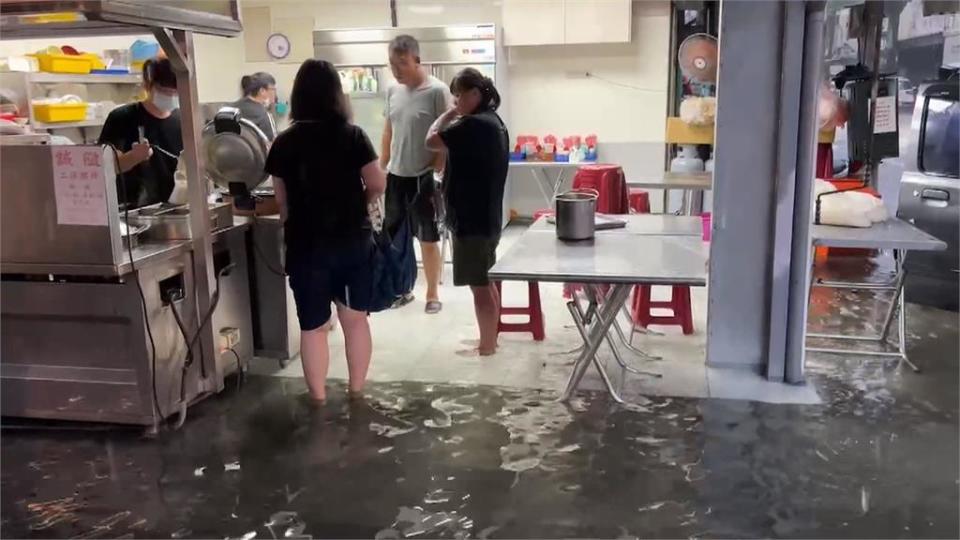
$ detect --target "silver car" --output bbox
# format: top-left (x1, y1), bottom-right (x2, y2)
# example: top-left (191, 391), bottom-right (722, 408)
top-left (897, 81), bottom-right (959, 311)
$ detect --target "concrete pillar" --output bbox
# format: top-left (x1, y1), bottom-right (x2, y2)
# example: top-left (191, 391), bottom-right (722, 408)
top-left (706, 0), bottom-right (823, 380)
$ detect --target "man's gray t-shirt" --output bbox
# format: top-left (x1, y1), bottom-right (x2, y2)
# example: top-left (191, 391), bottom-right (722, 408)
top-left (386, 75), bottom-right (451, 177)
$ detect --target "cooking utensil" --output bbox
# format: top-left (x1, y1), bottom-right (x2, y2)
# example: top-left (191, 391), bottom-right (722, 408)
top-left (555, 188), bottom-right (599, 241)
top-left (119, 219), bottom-right (149, 250)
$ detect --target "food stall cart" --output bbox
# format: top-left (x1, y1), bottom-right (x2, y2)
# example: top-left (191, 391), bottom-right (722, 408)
top-left (0, 1), bottom-right (244, 428)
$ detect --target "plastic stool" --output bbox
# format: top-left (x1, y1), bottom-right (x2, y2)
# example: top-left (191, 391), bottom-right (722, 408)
top-left (495, 281), bottom-right (545, 341)
top-left (629, 189), bottom-right (651, 214)
top-left (631, 284), bottom-right (694, 335)
top-left (533, 208), bottom-right (554, 221)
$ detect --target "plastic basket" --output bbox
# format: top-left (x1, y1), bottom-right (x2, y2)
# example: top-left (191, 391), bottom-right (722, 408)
top-left (35, 53), bottom-right (94, 74)
top-left (33, 102), bottom-right (88, 123)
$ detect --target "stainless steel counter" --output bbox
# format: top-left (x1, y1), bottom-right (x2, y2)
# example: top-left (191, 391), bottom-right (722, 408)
top-left (1, 222), bottom-right (255, 425)
top-left (811, 219), bottom-right (947, 251)
top-left (628, 172), bottom-right (713, 191)
top-left (1, 224), bottom-right (250, 278)
top-left (489, 232), bottom-right (709, 286)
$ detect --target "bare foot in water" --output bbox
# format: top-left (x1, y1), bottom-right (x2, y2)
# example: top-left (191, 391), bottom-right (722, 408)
top-left (456, 347), bottom-right (497, 357)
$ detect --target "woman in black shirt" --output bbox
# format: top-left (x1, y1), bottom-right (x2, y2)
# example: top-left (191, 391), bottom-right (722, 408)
top-left (425, 68), bottom-right (509, 356)
top-left (98, 58), bottom-right (183, 208)
top-left (265, 59), bottom-right (386, 402)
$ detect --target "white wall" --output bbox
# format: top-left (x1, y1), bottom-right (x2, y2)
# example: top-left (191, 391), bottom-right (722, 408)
top-left (191, 0), bottom-right (669, 140)
top-left (506, 1), bottom-right (669, 144)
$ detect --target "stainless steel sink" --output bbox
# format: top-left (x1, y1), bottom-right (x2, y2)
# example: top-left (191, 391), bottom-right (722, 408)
top-left (129, 202), bottom-right (232, 240)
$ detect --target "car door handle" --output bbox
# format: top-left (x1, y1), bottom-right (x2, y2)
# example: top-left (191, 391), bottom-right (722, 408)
top-left (919, 188), bottom-right (949, 201)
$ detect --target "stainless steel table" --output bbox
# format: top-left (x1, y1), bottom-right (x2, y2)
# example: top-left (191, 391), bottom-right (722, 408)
top-left (807, 219), bottom-right (946, 371)
top-left (629, 172), bottom-right (713, 215)
top-left (528, 213), bottom-right (702, 236)
top-left (490, 226), bottom-right (708, 402)
top-left (509, 162), bottom-right (582, 208)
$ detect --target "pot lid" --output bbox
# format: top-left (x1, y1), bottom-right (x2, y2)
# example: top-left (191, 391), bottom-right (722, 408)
top-left (201, 106), bottom-right (269, 192)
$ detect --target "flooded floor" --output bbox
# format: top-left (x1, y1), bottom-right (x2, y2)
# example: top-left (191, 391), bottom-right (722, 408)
top-left (2, 252), bottom-right (958, 539)
top-left (2, 307), bottom-right (957, 539)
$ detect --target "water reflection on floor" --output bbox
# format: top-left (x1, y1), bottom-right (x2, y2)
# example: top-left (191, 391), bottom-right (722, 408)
top-left (3, 322), bottom-right (958, 540)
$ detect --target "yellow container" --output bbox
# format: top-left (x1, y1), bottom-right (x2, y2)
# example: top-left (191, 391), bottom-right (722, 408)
top-left (35, 53), bottom-right (93, 74)
top-left (665, 117), bottom-right (715, 145)
top-left (818, 127), bottom-right (836, 144)
top-left (33, 102), bottom-right (88, 123)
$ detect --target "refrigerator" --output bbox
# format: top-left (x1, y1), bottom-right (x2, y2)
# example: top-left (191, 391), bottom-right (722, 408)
top-left (313, 24), bottom-right (506, 149)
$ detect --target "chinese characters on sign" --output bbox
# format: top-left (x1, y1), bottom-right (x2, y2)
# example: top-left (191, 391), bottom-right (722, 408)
top-left (872, 96), bottom-right (897, 134)
top-left (52, 147), bottom-right (108, 226)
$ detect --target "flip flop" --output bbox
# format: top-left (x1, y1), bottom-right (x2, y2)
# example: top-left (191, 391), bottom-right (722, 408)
top-left (425, 300), bottom-right (443, 314)
top-left (391, 293), bottom-right (415, 309)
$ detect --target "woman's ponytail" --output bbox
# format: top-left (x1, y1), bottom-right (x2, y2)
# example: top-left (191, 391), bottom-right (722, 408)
top-left (481, 76), bottom-right (501, 111)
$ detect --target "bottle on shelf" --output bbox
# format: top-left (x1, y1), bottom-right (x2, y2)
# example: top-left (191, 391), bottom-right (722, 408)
top-left (670, 144), bottom-right (704, 173)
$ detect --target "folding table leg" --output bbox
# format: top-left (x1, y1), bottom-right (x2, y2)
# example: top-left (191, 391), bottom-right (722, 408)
top-left (562, 284), bottom-right (632, 402)
top-left (896, 282), bottom-right (920, 372)
top-left (530, 168), bottom-right (552, 208)
top-left (565, 301), bottom-right (625, 403)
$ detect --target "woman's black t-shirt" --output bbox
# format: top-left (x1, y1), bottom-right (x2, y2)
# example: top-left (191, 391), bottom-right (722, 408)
top-left (265, 121), bottom-right (377, 261)
top-left (439, 110), bottom-right (509, 237)
top-left (97, 102), bottom-right (182, 207)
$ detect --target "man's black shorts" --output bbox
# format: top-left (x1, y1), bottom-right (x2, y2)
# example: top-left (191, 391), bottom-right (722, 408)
top-left (384, 172), bottom-right (441, 243)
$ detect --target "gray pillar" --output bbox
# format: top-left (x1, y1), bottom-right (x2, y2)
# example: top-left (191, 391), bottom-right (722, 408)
top-left (706, 0), bottom-right (822, 375)
top-left (784, 3), bottom-right (826, 384)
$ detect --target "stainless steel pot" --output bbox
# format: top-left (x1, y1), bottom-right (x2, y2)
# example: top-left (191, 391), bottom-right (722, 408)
top-left (555, 189), bottom-right (599, 241)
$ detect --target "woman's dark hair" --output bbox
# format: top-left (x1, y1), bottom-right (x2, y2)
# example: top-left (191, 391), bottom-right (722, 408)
top-left (142, 58), bottom-right (177, 90)
top-left (241, 72), bottom-right (276, 97)
top-left (450, 67), bottom-right (500, 113)
top-left (289, 59), bottom-right (348, 124)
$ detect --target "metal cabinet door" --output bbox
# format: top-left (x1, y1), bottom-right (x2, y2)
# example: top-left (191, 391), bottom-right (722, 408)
top-left (897, 171), bottom-right (959, 276)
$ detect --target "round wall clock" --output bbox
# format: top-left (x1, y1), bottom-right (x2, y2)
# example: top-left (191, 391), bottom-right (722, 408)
top-left (267, 33), bottom-right (291, 60)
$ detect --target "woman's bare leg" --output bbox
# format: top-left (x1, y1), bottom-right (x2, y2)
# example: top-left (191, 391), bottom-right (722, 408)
top-left (300, 322), bottom-right (332, 401)
top-left (336, 302), bottom-right (372, 393)
top-left (471, 283), bottom-right (500, 355)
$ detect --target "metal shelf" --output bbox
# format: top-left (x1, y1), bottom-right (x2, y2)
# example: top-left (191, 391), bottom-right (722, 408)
top-left (33, 118), bottom-right (104, 129)
top-left (27, 72), bottom-right (141, 84)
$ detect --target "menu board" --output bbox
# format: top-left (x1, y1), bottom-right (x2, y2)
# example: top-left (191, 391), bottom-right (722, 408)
top-left (52, 147), bottom-right (108, 226)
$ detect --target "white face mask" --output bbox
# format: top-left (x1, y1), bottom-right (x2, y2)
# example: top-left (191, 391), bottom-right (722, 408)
top-left (151, 92), bottom-right (180, 113)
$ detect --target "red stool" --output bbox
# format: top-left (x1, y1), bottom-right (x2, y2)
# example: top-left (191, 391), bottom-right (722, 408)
top-left (631, 284), bottom-right (694, 335)
top-left (571, 164), bottom-right (629, 214)
top-left (533, 208), bottom-right (554, 221)
top-left (495, 281), bottom-right (545, 341)
top-left (629, 188), bottom-right (651, 214)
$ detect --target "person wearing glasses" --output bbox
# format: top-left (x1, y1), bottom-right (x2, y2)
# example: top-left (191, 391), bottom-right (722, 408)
top-left (233, 71), bottom-right (278, 141)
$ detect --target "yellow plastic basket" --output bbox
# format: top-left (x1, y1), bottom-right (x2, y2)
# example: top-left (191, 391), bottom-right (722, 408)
top-left (35, 53), bottom-right (94, 74)
top-left (33, 102), bottom-right (88, 123)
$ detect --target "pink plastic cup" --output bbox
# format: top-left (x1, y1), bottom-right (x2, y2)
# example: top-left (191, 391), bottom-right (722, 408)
top-left (700, 212), bottom-right (712, 242)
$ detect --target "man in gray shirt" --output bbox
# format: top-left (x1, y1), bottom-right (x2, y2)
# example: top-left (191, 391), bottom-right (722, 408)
top-left (381, 35), bottom-right (451, 313)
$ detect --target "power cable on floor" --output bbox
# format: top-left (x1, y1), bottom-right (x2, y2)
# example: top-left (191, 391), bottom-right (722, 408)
top-left (108, 145), bottom-right (163, 422)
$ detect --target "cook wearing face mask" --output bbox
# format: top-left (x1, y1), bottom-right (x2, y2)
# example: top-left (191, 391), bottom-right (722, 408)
top-left (98, 57), bottom-right (184, 208)
top-left (231, 72), bottom-right (278, 141)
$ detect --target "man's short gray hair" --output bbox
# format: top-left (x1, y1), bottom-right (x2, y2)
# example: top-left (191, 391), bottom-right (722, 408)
top-left (389, 34), bottom-right (420, 59)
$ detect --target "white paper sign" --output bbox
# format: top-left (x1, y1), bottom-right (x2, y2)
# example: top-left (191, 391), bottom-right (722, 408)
top-left (872, 96), bottom-right (897, 134)
top-left (943, 33), bottom-right (960, 68)
top-left (52, 147), bottom-right (108, 226)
